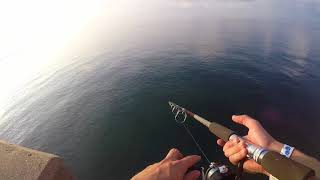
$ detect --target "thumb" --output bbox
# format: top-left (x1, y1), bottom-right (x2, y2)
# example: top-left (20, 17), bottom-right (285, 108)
top-left (232, 115), bottom-right (259, 129)
top-left (183, 170), bottom-right (201, 180)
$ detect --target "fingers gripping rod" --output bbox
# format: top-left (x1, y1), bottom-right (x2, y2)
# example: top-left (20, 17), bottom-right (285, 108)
top-left (168, 101), bottom-right (315, 180)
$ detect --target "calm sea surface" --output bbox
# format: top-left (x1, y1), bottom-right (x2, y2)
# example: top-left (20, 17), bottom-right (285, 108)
top-left (1, 0), bottom-right (320, 179)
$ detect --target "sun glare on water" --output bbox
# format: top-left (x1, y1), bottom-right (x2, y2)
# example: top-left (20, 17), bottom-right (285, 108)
top-left (0, 0), bottom-right (116, 119)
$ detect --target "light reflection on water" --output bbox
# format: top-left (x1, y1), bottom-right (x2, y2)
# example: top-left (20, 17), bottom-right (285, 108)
top-left (1, 0), bottom-right (320, 179)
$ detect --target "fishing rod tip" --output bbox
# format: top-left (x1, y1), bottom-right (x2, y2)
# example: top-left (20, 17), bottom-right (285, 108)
top-left (168, 101), bottom-right (176, 106)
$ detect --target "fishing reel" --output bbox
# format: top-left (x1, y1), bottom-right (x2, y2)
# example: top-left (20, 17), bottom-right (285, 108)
top-left (200, 162), bottom-right (235, 180)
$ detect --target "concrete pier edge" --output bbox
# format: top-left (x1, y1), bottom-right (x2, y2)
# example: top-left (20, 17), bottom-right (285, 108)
top-left (0, 140), bottom-right (74, 180)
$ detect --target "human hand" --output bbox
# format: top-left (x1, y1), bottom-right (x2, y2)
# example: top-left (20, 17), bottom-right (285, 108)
top-left (216, 115), bottom-right (283, 175)
top-left (131, 148), bottom-right (201, 180)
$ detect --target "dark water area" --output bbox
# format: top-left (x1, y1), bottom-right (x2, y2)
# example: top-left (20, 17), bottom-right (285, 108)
top-left (1, 0), bottom-right (320, 179)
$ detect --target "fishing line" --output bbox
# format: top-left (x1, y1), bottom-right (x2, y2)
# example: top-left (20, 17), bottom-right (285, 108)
top-left (169, 102), bottom-right (211, 164)
top-left (182, 123), bottom-right (211, 164)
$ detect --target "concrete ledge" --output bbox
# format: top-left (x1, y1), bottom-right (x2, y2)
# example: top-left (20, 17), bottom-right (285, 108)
top-left (0, 140), bottom-right (74, 180)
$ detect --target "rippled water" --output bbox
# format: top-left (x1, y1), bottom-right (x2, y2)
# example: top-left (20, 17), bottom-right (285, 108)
top-left (1, 0), bottom-right (320, 179)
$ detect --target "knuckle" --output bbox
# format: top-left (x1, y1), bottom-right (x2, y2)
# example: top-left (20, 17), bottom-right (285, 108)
top-left (239, 141), bottom-right (246, 148)
top-left (173, 161), bottom-right (179, 166)
top-left (167, 161), bottom-right (177, 168)
top-left (159, 159), bottom-right (167, 165)
top-left (155, 166), bottom-right (162, 174)
top-left (225, 140), bottom-right (232, 146)
top-left (241, 149), bottom-right (247, 156)
top-left (241, 145), bottom-right (246, 150)
top-left (235, 150), bottom-right (246, 160)
top-left (229, 157), bottom-right (237, 165)
top-left (224, 152), bottom-right (229, 157)
top-left (171, 148), bottom-right (178, 153)
top-left (223, 146), bottom-right (227, 152)
top-left (158, 162), bottom-right (172, 173)
top-left (223, 145), bottom-right (230, 152)
top-left (222, 144), bottom-right (228, 151)
top-left (223, 143), bottom-right (234, 152)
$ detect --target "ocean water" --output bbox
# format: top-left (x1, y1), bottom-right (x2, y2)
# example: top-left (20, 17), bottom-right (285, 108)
top-left (1, 0), bottom-right (320, 179)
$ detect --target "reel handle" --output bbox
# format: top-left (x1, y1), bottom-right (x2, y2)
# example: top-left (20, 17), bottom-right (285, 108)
top-left (261, 151), bottom-right (315, 180)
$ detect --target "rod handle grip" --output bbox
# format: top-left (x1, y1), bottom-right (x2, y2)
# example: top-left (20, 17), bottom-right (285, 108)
top-left (208, 122), bottom-right (235, 142)
top-left (261, 151), bottom-right (315, 180)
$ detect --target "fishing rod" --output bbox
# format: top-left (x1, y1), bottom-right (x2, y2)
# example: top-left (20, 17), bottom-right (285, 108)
top-left (168, 101), bottom-right (315, 180)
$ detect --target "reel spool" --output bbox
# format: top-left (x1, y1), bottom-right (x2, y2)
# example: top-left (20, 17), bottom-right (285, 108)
top-left (203, 162), bottom-right (235, 180)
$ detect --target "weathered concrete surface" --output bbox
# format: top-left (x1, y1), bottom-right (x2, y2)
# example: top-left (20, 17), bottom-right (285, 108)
top-left (0, 140), bottom-right (75, 180)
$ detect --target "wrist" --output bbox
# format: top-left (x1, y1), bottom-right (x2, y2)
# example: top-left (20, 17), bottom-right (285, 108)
top-left (269, 141), bottom-right (284, 153)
